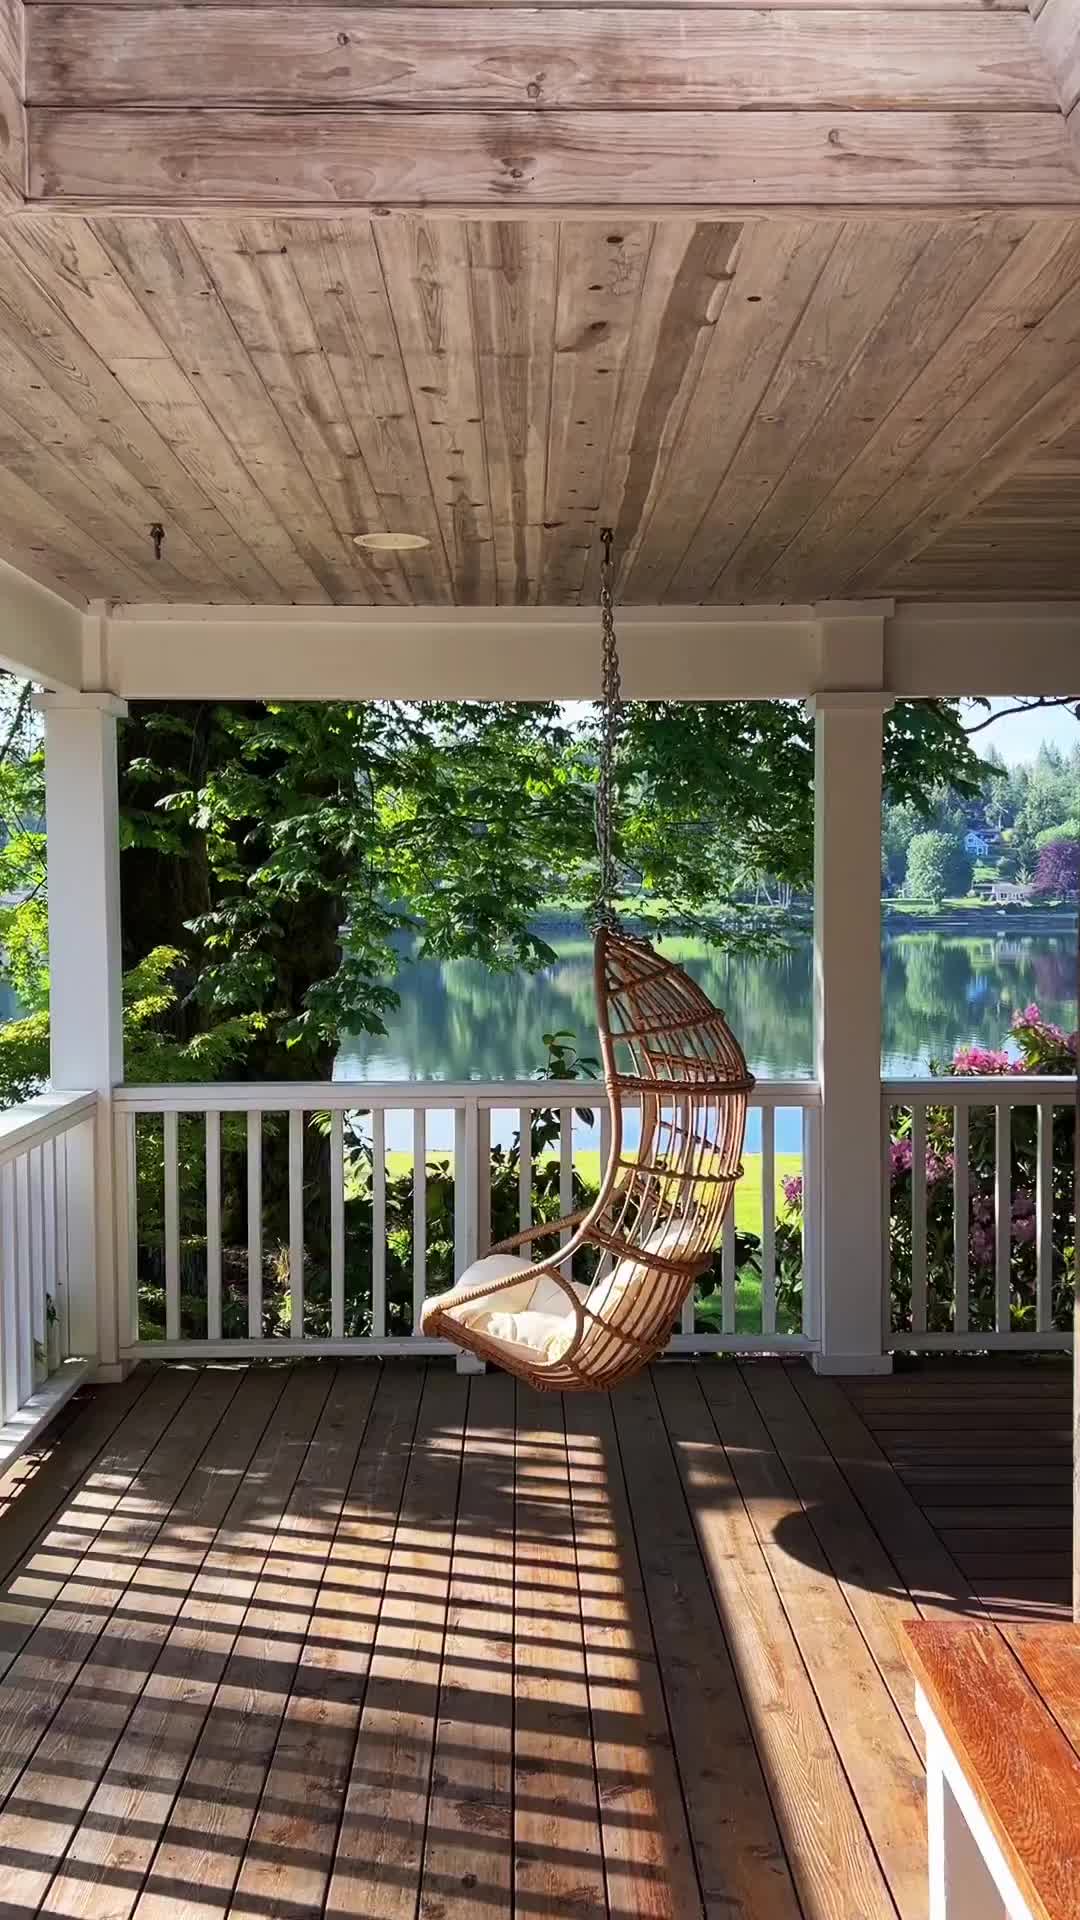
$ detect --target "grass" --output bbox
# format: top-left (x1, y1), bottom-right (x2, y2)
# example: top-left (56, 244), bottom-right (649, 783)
top-left (385, 1148), bottom-right (802, 1235)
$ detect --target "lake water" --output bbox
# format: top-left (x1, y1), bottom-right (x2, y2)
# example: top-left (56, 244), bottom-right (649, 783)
top-left (337, 925), bottom-right (1079, 1084)
top-left (335, 926), bottom-right (1078, 1158)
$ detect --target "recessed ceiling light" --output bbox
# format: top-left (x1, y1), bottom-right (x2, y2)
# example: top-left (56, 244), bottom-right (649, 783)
top-left (354, 530), bottom-right (430, 551)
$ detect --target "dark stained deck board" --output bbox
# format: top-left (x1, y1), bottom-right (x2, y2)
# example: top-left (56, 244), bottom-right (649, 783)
top-left (3, 1365), bottom-right (289, 1918)
top-left (128, 1361), bottom-right (350, 1920)
top-left (419, 1370), bottom-right (514, 1920)
top-left (565, 1389), bottom-right (705, 1919)
top-left (610, 1369), bottom-right (801, 1920)
top-left (0, 1355), bottom-right (1070, 1920)
top-left (840, 1360), bottom-right (1072, 1622)
top-left (326, 1366), bottom-right (468, 1920)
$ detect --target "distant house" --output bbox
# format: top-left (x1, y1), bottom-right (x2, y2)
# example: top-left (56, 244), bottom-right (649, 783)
top-left (964, 828), bottom-right (994, 858)
top-left (988, 880), bottom-right (1031, 906)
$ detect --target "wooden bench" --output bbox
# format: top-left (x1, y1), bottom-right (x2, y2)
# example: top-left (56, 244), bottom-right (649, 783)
top-left (904, 1623), bottom-right (1080, 1920)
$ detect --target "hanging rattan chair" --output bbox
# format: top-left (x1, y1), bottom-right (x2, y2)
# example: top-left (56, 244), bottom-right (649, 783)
top-left (421, 923), bottom-right (754, 1391)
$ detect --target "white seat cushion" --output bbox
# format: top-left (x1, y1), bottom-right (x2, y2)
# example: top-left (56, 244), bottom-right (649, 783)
top-left (420, 1252), bottom-right (586, 1363)
top-left (424, 1221), bottom-right (704, 1368)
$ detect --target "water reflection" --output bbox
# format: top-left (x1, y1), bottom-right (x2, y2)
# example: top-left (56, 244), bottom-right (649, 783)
top-left (337, 927), bottom-right (1080, 1084)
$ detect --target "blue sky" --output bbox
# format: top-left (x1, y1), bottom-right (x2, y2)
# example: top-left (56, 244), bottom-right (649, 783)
top-left (970, 697), bottom-right (1079, 767)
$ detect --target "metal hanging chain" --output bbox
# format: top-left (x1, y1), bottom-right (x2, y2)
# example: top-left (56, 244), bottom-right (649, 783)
top-left (593, 526), bottom-right (624, 930)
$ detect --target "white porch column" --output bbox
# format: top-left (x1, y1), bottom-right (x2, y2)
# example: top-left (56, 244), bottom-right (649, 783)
top-left (807, 688), bottom-right (893, 1375)
top-left (35, 690), bottom-right (128, 1379)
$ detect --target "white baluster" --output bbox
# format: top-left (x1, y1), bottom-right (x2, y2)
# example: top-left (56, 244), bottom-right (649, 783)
top-left (995, 1104), bottom-right (1011, 1333)
top-left (412, 1108), bottom-right (426, 1333)
top-left (761, 1106), bottom-right (776, 1337)
top-left (205, 1110), bottom-right (222, 1343)
top-left (721, 1206), bottom-right (736, 1335)
top-left (0, 1163), bottom-right (17, 1420)
top-left (371, 1109), bottom-right (387, 1339)
top-left (330, 1110), bottom-right (345, 1340)
top-left (164, 1109), bottom-right (180, 1343)
top-left (247, 1109), bottom-right (262, 1339)
top-left (952, 1105), bottom-right (969, 1336)
top-left (518, 1106), bottom-right (532, 1236)
top-left (1036, 1103), bottom-right (1054, 1333)
top-left (911, 1104), bottom-right (928, 1335)
top-left (289, 1109), bottom-right (305, 1340)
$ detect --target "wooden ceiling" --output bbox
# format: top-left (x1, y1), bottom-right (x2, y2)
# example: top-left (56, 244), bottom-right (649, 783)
top-left (0, 211), bottom-right (1079, 607)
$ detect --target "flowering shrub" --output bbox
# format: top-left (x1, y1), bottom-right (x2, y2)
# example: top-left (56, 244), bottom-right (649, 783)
top-left (893, 1004), bottom-right (1076, 1333)
top-left (779, 1002), bottom-right (1076, 1335)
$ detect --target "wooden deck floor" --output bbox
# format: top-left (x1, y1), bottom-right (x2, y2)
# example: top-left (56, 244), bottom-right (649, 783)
top-left (0, 1355), bottom-right (1070, 1920)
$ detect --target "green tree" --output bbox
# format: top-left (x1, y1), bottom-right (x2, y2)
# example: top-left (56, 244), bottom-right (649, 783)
top-left (0, 681), bottom-right (986, 1091)
top-left (905, 831), bottom-right (974, 905)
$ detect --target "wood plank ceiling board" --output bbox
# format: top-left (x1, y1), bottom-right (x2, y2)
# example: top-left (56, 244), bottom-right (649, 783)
top-left (0, 216), bottom-right (337, 599)
top-left (1032, 0), bottom-right (1080, 120)
top-left (25, 111), bottom-right (1080, 212)
top-left (759, 215), bottom-right (1080, 600)
top-left (372, 217), bottom-right (496, 604)
top-left (541, 220), bottom-right (655, 604)
top-left (602, 220), bottom-right (740, 597)
top-left (0, 0), bottom-right (24, 208)
top-left (262, 218), bottom-right (457, 602)
top-left (667, 218), bottom-right (932, 600)
top-left (182, 218), bottom-right (412, 605)
top-left (25, 8), bottom-right (1059, 112)
top-left (703, 216), bottom-right (1028, 600)
top-left (90, 217), bottom-right (379, 603)
top-left (0, 209), bottom-right (1075, 601)
top-left (623, 217), bottom-right (842, 602)
top-left (467, 220), bottom-right (558, 605)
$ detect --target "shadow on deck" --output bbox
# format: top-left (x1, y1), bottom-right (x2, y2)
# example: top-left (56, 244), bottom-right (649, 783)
top-left (0, 1353), bottom-right (1069, 1920)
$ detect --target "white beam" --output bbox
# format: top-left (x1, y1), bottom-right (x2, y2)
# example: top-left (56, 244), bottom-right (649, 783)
top-left (886, 603), bottom-right (1080, 696)
top-left (808, 681), bottom-right (893, 1375)
top-left (0, 559), bottom-right (84, 690)
top-left (35, 689), bottom-right (127, 1378)
top-left (99, 599), bottom-right (1080, 702)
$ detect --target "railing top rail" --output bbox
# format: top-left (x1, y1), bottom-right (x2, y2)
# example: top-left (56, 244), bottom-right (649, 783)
top-left (884, 1075), bottom-right (1077, 1103)
top-left (0, 1089), bottom-right (96, 1166)
top-left (113, 1077), bottom-right (822, 1112)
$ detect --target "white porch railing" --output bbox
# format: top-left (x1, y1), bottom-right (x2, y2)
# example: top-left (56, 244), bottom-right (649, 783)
top-left (0, 1090), bottom-right (97, 1464)
top-left (113, 1079), bottom-right (822, 1361)
top-left (1, 1075), bottom-right (1069, 1389)
top-left (882, 1076), bottom-right (1077, 1352)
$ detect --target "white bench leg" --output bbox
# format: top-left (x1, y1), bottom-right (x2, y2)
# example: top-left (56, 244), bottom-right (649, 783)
top-left (916, 1690), bottom-right (1033, 1920)
top-left (926, 1740), bottom-right (1008, 1920)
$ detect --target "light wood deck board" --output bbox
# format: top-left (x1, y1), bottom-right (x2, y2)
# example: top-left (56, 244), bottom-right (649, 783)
top-left (1, 1365), bottom-right (288, 1918)
top-left (0, 1356), bottom-right (1070, 1920)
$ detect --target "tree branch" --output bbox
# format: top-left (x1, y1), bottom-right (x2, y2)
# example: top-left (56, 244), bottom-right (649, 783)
top-left (963, 695), bottom-right (1080, 737)
top-left (0, 682), bottom-right (32, 765)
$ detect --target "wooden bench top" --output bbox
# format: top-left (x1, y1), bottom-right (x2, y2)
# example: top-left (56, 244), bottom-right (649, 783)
top-left (904, 1622), bottom-right (1080, 1920)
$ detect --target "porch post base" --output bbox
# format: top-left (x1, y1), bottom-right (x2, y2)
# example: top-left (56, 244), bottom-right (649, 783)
top-left (88, 1359), bottom-right (134, 1384)
top-left (455, 1351), bottom-right (487, 1375)
top-left (813, 1352), bottom-right (894, 1376)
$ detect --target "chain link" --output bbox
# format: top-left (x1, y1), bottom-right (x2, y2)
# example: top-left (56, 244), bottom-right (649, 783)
top-left (593, 526), bottom-right (623, 930)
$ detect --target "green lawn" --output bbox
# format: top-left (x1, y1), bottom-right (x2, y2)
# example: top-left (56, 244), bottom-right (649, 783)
top-left (387, 1148), bottom-right (801, 1234)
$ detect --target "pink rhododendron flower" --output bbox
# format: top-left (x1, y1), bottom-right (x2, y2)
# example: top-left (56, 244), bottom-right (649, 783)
top-left (781, 1174), bottom-right (803, 1212)
top-left (970, 1225), bottom-right (994, 1267)
top-left (952, 1045), bottom-right (1015, 1075)
top-left (889, 1139), bottom-right (913, 1177)
top-left (1013, 1004), bottom-right (1042, 1029)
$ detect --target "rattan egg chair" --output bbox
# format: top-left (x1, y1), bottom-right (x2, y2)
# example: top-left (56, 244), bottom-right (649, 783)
top-left (420, 529), bottom-right (753, 1392)
top-left (421, 922), bottom-right (754, 1390)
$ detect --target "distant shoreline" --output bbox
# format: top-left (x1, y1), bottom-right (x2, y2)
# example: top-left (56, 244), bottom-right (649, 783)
top-left (532, 905), bottom-right (1078, 938)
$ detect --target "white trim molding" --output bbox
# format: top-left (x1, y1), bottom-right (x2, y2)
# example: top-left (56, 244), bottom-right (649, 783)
top-left (0, 558), bottom-right (84, 690)
top-left (84, 598), bottom-right (1080, 703)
